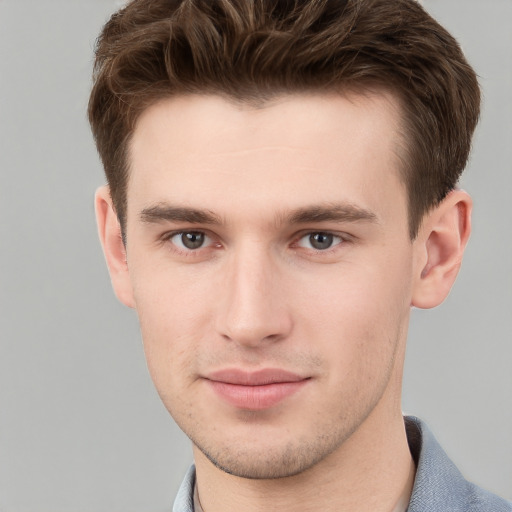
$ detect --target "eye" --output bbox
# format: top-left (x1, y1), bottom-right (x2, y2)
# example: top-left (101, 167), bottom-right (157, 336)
top-left (169, 231), bottom-right (211, 250)
top-left (297, 232), bottom-right (342, 251)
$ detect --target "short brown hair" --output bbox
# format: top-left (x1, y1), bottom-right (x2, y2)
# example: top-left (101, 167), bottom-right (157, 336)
top-left (88, 0), bottom-right (480, 238)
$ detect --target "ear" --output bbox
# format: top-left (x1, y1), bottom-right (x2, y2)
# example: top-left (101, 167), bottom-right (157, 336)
top-left (95, 186), bottom-right (135, 308)
top-left (412, 190), bottom-right (472, 309)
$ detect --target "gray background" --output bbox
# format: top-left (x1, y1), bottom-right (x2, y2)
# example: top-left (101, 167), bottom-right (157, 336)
top-left (0, 0), bottom-right (510, 510)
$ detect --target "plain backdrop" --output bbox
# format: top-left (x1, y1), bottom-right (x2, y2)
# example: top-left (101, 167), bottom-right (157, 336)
top-left (0, 1), bottom-right (510, 510)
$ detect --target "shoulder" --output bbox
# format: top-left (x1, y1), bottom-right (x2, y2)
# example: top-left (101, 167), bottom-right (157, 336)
top-left (405, 416), bottom-right (511, 512)
top-left (464, 485), bottom-right (512, 512)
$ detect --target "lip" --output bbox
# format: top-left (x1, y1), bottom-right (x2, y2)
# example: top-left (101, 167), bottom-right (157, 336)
top-left (204, 368), bottom-right (309, 410)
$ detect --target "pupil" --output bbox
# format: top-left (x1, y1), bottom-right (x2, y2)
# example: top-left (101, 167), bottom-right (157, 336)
top-left (182, 232), bottom-right (204, 249)
top-left (310, 233), bottom-right (333, 250)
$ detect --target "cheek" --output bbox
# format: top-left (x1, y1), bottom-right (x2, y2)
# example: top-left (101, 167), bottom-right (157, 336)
top-left (131, 266), bottom-right (215, 391)
top-left (294, 257), bottom-right (412, 367)
top-left (132, 257), bottom-right (215, 332)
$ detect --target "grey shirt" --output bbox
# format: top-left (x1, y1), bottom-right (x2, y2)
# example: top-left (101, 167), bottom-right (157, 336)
top-left (173, 416), bottom-right (511, 511)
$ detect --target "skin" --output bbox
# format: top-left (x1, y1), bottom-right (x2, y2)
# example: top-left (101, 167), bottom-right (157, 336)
top-left (96, 92), bottom-right (471, 511)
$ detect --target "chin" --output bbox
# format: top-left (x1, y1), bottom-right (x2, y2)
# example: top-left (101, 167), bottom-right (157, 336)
top-left (191, 427), bottom-right (350, 480)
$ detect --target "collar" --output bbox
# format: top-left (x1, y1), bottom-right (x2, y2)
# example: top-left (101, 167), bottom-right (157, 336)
top-left (405, 416), bottom-right (511, 511)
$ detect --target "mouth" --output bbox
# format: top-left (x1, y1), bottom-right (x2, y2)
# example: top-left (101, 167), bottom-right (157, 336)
top-left (204, 368), bottom-right (310, 410)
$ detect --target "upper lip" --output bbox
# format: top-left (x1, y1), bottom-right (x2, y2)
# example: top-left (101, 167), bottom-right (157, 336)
top-left (205, 368), bottom-right (307, 386)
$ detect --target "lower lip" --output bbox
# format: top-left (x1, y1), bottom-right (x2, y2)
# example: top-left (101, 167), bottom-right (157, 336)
top-left (207, 380), bottom-right (308, 410)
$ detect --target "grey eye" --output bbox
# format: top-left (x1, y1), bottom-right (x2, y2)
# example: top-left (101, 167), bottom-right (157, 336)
top-left (297, 232), bottom-right (342, 251)
top-left (171, 231), bottom-right (207, 250)
top-left (309, 233), bottom-right (334, 250)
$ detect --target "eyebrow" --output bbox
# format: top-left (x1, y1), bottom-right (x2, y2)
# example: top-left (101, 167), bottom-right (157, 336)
top-left (140, 204), bottom-right (222, 225)
top-left (139, 202), bottom-right (378, 226)
top-left (285, 203), bottom-right (378, 225)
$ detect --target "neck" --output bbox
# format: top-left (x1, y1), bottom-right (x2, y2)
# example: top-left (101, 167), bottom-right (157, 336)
top-left (193, 407), bottom-right (415, 512)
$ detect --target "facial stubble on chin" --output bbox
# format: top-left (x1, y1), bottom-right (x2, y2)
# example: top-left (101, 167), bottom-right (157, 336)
top-left (189, 394), bottom-right (386, 480)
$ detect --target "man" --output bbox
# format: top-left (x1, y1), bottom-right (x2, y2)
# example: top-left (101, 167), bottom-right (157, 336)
top-left (89, 0), bottom-right (511, 510)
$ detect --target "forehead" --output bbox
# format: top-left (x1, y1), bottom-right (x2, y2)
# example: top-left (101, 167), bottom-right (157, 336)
top-left (127, 92), bottom-right (407, 225)
top-left (130, 90), bottom-right (403, 156)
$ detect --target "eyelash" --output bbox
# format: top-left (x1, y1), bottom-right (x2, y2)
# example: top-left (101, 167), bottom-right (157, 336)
top-left (160, 230), bottom-right (352, 256)
top-left (293, 232), bottom-right (347, 252)
top-left (161, 230), bottom-right (219, 257)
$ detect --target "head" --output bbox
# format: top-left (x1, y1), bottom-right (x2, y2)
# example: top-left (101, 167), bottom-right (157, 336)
top-left (91, 0), bottom-right (479, 480)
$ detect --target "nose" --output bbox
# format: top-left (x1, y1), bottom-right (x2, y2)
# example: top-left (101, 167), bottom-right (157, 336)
top-left (215, 245), bottom-right (293, 347)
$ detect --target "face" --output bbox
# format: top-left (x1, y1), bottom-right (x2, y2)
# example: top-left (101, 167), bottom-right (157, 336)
top-left (122, 92), bottom-right (417, 478)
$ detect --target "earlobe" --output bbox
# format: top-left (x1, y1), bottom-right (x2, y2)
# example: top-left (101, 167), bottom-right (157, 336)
top-left (412, 190), bottom-right (472, 309)
top-left (95, 186), bottom-right (135, 308)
